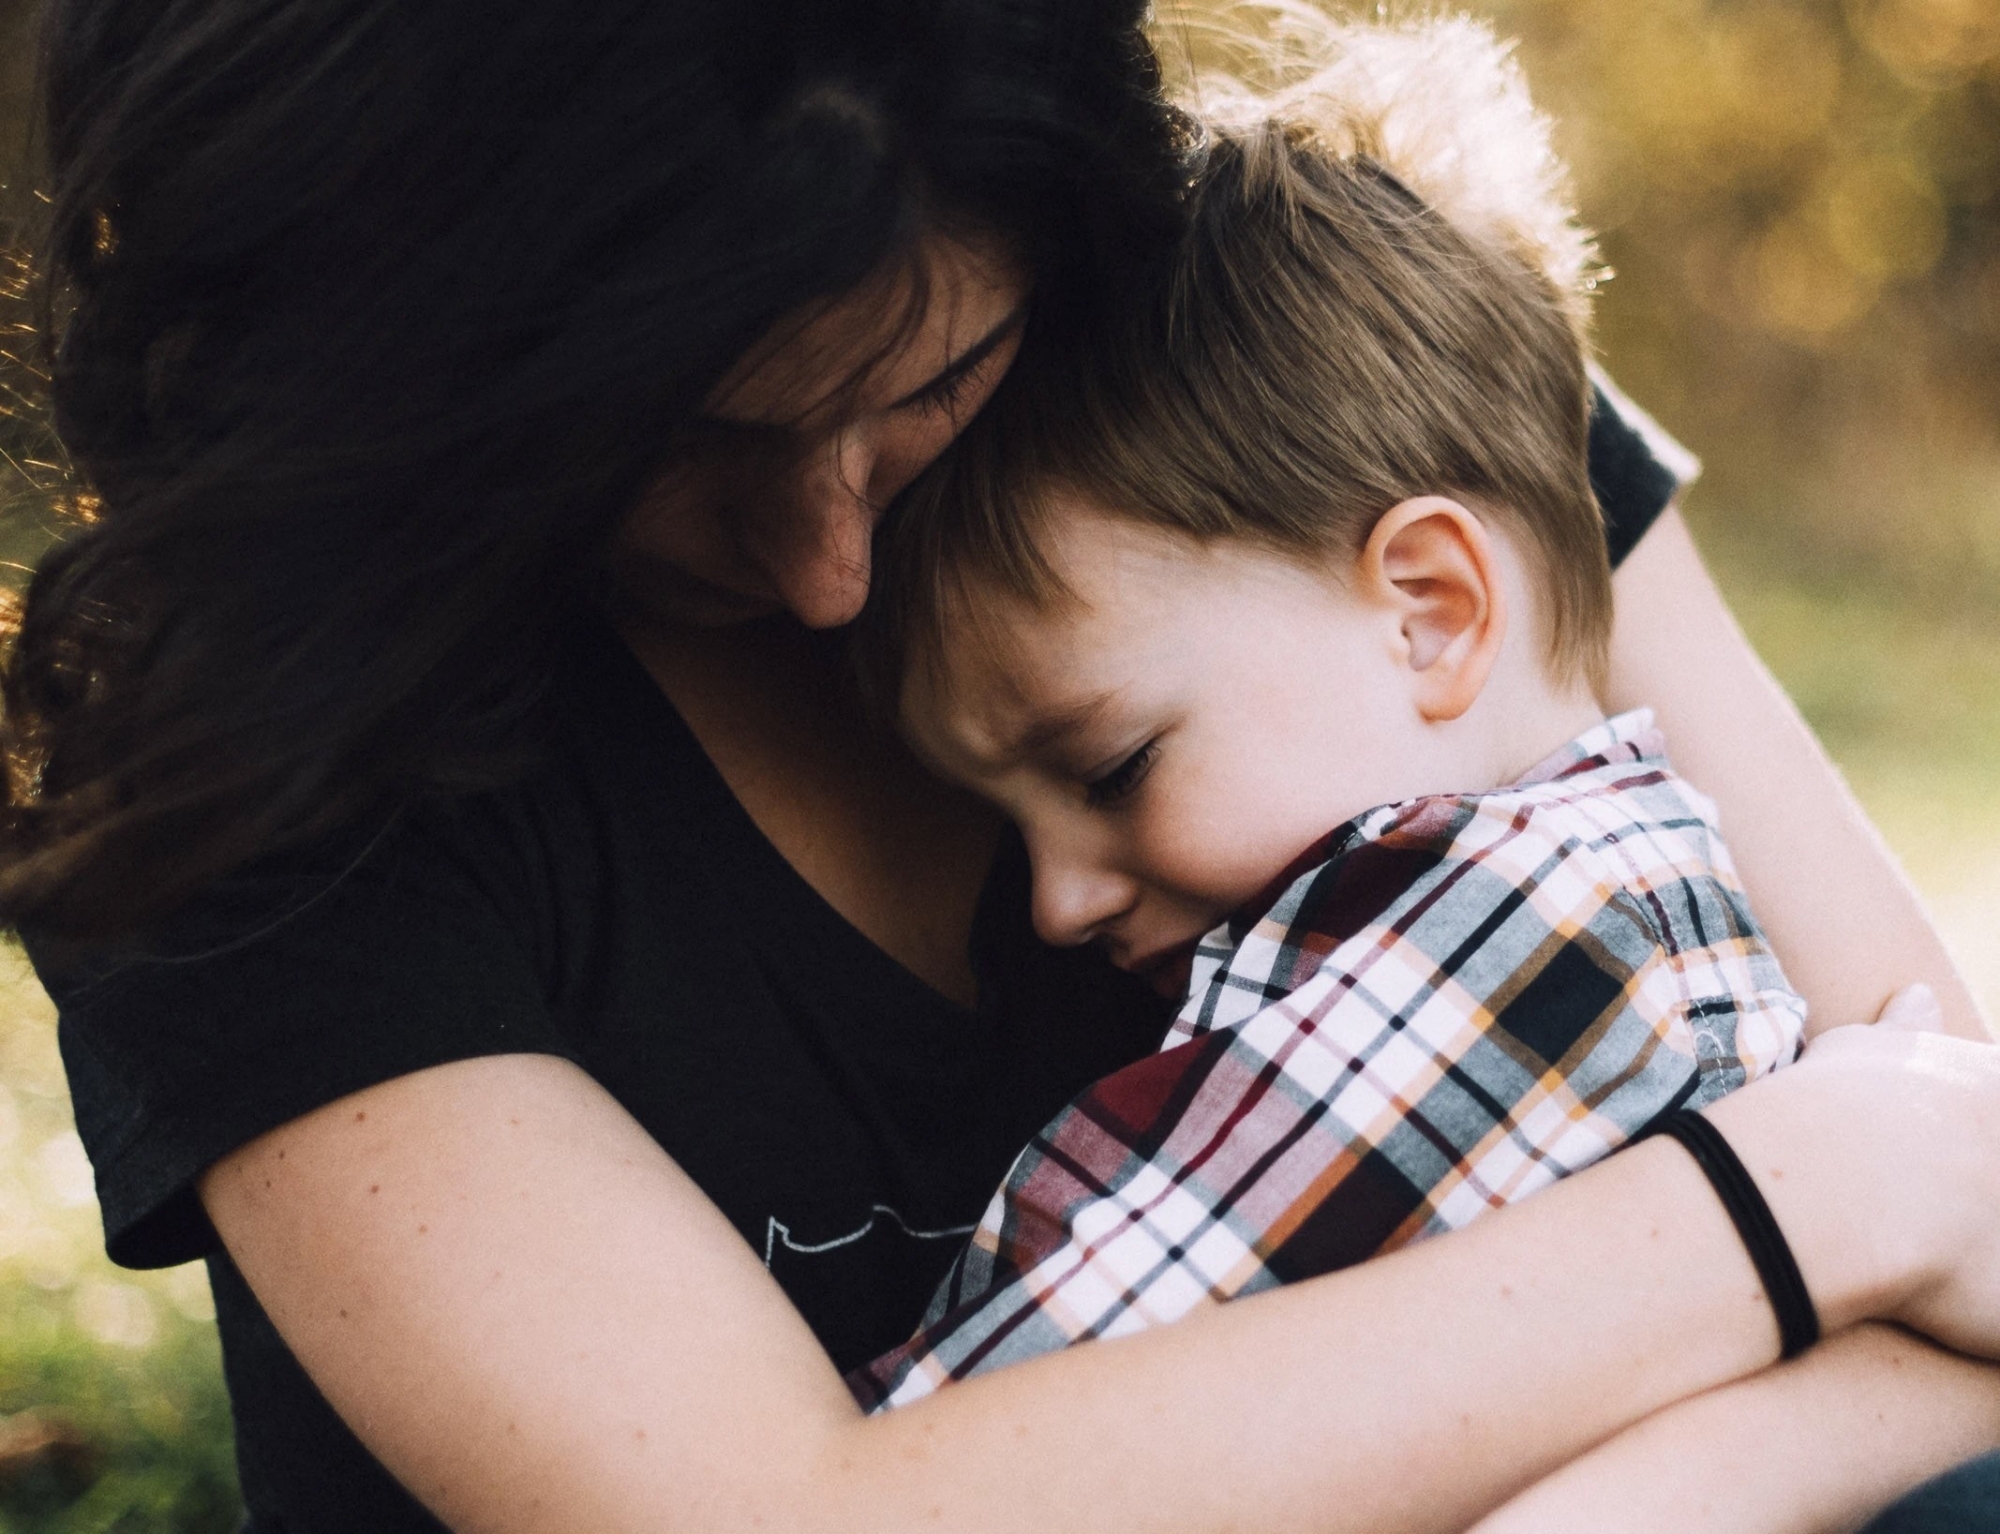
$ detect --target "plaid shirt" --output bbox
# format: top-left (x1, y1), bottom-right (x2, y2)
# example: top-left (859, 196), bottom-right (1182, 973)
top-left (852, 711), bottom-right (1806, 1411)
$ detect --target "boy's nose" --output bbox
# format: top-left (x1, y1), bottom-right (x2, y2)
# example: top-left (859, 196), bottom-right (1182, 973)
top-left (1030, 852), bottom-right (1136, 950)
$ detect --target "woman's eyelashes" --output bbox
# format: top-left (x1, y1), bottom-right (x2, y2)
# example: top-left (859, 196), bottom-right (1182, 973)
top-left (905, 330), bottom-right (1017, 417)
top-left (901, 307), bottom-right (1024, 418)
top-left (907, 365), bottom-right (978, 415)
top-left (1084, 740), bottom-right (1159, 809)
top-left (904, 353), bottom-right (1004, 423)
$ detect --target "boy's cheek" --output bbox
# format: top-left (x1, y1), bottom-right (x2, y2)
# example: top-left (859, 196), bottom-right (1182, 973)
top-left (1128, 812), bottom-right (1282, 925)
top-left (1148, 736), bottom-right (1342, 896)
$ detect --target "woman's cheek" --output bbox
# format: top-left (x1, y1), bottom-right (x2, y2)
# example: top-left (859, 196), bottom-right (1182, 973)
top-left (871, 410), bottom-right (972, 505)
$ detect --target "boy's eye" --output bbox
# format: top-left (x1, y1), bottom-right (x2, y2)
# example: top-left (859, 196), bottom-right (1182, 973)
top-left (1085, 741), bottom-right (1159, 809)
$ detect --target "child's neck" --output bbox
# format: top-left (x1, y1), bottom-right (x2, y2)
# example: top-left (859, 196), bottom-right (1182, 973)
top-left (1429, 655), bottom-right (1607, 801)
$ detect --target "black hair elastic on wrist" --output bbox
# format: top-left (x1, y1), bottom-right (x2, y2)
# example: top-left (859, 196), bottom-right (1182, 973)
top-left (1637, 1110), bottom-right (1822, 1361)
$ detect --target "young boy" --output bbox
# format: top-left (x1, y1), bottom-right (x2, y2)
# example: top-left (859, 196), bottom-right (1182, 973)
top-left (849, 21), bottom-right (1807, 1410)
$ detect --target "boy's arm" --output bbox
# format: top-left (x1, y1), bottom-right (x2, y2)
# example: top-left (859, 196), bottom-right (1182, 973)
top-left (1468, 1324), bottom-right (2000, 1534)
top-left (1607, 508), bottom-right (1990, 1040)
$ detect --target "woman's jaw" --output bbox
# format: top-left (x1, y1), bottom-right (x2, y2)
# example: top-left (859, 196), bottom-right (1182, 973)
top-left (615, 232), bottom-right (1028, 631)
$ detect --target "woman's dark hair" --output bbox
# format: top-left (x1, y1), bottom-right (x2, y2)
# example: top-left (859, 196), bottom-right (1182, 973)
top-left (0, 0), bottom-right (1187, 939)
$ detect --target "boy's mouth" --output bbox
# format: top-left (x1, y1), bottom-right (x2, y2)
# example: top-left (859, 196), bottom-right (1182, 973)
top-left (1123, 936), bottom-right (1203, 1000)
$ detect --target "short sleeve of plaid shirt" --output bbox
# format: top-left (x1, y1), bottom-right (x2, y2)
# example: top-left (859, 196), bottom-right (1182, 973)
top-left (851, 712), bottom-right (1806, 1412)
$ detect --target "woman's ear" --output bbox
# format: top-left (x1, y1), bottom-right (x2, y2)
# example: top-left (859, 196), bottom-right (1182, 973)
top-left (1358, 497), bottom-right (1507, 722)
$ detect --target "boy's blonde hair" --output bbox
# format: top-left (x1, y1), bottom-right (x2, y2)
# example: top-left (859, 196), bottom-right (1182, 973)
top-left (1172, 6), bottom-right (1600, 329)
top-left (864, 13), bottom-right (1612, 701)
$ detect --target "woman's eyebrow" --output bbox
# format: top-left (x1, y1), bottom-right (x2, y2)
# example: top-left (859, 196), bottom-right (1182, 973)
top-left (889, 304), bottom-right (1028, 409)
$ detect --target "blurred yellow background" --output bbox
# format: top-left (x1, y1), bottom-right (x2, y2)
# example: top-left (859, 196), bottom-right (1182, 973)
top-left (1493, 0), bottom-right (2000, 1017)
top-left (1159, 0), bottom-right (2000, 1013)
top-left (1, 0), bottom-right (1996, 1527)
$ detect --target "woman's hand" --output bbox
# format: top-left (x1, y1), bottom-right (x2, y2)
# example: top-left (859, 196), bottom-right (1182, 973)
top-left (1816, 1019), bottom-right (2000, 1356)
top-left (1704, 998), bottom-right (2000, 1357)
top-left (1468, 992), bottom-right (2000, 1534)
top-left (1471, 990), bottom-right (2000, 1534)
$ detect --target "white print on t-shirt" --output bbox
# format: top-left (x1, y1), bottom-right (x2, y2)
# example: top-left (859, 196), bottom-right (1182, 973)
top-left (762, 1205), bottom-right (977, 1268)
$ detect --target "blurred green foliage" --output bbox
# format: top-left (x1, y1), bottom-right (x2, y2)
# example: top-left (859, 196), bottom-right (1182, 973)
top-left (0, 0), bottom-right (1994, 1527)
top-left (0, 949), bottom-right (241, 1533)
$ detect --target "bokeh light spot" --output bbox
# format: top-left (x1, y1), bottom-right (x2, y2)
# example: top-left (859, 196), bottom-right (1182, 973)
top-left (73, 1279), bottom-right (161, 1350)
top-left (1825, 156), bottom-right (1947, 282)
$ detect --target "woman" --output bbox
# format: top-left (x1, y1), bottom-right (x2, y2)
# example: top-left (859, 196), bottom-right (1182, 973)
top-left (5, 1), bottom-right (1998, 1530)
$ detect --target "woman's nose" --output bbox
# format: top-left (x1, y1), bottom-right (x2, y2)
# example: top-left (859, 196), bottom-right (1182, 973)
top-left (1030, 847), bottom-right (1136, 949)
top-left (758, 430), bottom-right (882, 629)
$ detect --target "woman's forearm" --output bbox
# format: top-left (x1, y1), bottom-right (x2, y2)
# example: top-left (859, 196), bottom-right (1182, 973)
top-left (202, 1031), bottom-right (2000, 1534)
top-left (1607, 508), bottom-right (1989, 1040)
top-left (832, 1130), bottom-right (1791, 1534)
top-left (1469, 1325), bottom-right (2000, 1534)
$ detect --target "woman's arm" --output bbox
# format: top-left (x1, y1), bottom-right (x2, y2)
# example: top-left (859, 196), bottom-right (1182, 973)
top-left (1469, 1325), bottom-right (2000, 1534)
top-left (1607, 508), bottom-right (1990, 1040)
top-left (1467, 997), bottom-right (2000, 1534)
top-left (200, 1019), bottom-right (2000, 1534)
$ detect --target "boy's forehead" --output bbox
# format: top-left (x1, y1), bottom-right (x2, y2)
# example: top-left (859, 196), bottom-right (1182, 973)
top-left (900, 513), bottom-right (1374, 768)
top-left (899, 515), bottom-right (1219, 768)
top-left (902, 585), bottom-right (1083, 767)
top-left (970, 502), bottom-right (1207, 629)
top-left (904, 516), bottom-right (1208, 736)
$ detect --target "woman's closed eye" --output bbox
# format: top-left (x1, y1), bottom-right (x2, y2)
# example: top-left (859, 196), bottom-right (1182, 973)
top-left (1085, 740), bottom-right (1159, 809)
top-left (905, 364), bottom-right (980, 415)
top-left (902, 349), bottom-right (1001, 418)
top-left (894, 306), bottom-right (1024, 418)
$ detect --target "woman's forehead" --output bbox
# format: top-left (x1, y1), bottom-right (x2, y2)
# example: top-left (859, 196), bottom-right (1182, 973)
top-left (702, 231), bottom-right (1027, 431)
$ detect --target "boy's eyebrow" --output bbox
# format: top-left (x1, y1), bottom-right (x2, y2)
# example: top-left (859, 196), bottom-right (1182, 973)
top-left (888, 304), bottom-right (1028, 410)
top-left (997, 688), bottom-right (1118, 764)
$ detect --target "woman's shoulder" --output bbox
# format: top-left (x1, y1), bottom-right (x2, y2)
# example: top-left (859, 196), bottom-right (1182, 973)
top-left (21, 621), bottom-right (717, 1269)
top-left (24, 798), bottom-right (582, 1270)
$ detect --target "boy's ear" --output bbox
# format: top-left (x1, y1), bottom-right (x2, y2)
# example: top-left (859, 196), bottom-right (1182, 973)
top-left (1358, 497), bottom-right (1507, 722)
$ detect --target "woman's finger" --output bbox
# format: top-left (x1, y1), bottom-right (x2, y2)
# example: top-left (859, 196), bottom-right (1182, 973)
top-left (1874, 983), bottom-right (1944, 1034)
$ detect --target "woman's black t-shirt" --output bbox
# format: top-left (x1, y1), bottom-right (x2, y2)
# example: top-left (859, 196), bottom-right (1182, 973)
top-left (30, 390), bottom-right (1684, 1532)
